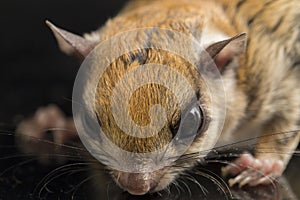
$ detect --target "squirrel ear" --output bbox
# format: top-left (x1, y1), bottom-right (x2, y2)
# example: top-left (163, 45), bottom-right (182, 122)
top-left (205, 33), bottom-right (247, 70)
top-left (46, 20), bottom-right (96, 57)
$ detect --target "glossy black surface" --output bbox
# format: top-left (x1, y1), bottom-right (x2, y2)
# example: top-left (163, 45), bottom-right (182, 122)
top-left (1, 0), bottom-right (299, 199)
top-left (0, 130), bottom-right (299, 200)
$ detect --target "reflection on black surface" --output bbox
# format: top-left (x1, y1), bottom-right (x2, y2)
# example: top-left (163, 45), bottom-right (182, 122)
top-left (0, 127), bottom-right (298, 200)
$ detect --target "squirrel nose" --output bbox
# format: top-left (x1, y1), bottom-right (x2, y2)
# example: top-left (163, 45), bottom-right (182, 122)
top-left (117, 172), bottom-right (159, 195)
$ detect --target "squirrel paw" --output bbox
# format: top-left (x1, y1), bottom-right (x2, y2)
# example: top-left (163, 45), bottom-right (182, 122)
top-left (222, 153), bottom-right (284, 187)
top-left (16, 105), bottom-right (77, 163)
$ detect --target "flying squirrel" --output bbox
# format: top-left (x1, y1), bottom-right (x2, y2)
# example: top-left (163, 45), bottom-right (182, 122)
top-left (17, 0), bottom-right (300, 196)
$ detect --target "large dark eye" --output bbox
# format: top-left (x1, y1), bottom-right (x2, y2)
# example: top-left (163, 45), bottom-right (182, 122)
top-left (177, 104), bottom-right (204, 140)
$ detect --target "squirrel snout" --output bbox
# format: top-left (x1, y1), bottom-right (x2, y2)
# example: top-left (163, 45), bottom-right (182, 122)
top-left (115, 171), bottom-right (162, 195)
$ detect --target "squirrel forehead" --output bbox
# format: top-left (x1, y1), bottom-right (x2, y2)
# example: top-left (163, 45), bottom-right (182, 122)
top-left (91, 49), bottom-right (207, 153)
top-left (94, 49), bottom-right (204, 111)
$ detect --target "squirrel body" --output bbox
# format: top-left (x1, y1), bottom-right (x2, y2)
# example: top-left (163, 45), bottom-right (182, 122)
top-left (19, 0), bottom-right (300, 195)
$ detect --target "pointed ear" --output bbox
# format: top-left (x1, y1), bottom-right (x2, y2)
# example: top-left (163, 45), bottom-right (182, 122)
top-left (206, 33), bottom-right (247, 71)
top-left (45, 20), bottom-right (96, 57)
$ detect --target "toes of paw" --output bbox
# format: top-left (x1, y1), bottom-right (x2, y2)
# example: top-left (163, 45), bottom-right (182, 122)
top-left (16, 105), bottom-right (69, 141)
top-left (222, 153), bottom-right (256, 177)
top-left (227, 160), bottom-right (284, 187)
top-left (229, 169), bottom-right (261, 187)
top-left (248, 176), bottom-right (272, 186)
top-left (225, 154), bottom-right (286, 188)
top-left (35, 105), bottom-right (66, 128)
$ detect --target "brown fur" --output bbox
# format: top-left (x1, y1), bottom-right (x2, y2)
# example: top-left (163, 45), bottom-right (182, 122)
top-left (46, 0), bottom-right (300, 193)
top-left (94, 49), bottom-right (209, 153)
top-left (217, 0), bottom-right (300, 165)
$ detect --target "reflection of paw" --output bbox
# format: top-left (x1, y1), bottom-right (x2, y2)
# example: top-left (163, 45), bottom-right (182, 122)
top-left (16, 105), bottom-right (77, 164)
top-left (222, 154), bottom-right (284, 187)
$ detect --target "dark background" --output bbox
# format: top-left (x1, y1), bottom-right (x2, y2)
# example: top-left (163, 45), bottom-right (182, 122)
top-left (0, 0), bottom-right (299, 199)
top-left (0, 0), bottom-right (127, 124)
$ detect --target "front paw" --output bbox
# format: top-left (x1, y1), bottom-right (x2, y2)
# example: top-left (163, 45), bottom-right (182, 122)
top-left (15, 104), bottom-right (77, 163)
top-left (222, 153), bottom-right (284, 187)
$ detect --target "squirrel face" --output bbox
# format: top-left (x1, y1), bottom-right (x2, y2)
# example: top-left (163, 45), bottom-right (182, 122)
top-left (93, 48), bottom-right (212, 194)
top-left (46, 12), bottom-right (247, 193)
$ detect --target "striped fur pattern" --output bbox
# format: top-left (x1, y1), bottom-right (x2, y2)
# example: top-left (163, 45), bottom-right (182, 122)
top-left (50, 0), bottom-right (300, 194)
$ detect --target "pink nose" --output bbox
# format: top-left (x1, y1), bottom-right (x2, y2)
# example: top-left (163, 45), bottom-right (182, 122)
top-left (117, 172), bottom-right (159, 195)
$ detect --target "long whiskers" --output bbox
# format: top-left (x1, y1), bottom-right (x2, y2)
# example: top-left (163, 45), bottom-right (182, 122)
top-left (33, 162), bottom-right (102, 198)
top-left (213, 129), bottom-right (300, 152)
top-left (181, 173), bottom-right (208, 195)
top-left (71, 174), bottom-right (98, 199)
top-left (178, 178), bottom-right (192, 197)
top-left (191, 169), bottom-right (233, 200)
